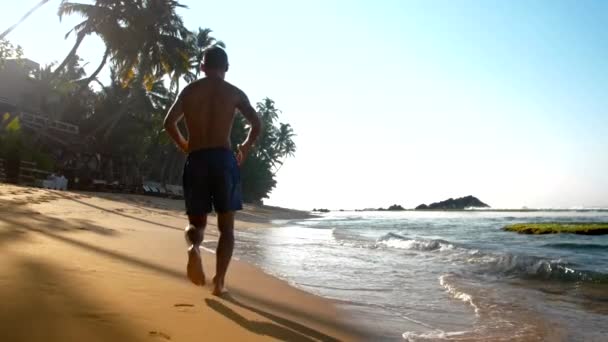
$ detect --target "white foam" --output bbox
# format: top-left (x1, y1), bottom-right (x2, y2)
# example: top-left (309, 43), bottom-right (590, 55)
top-left (402, 330), bottom-right (468, 341)
top-left (439, 275), bottom-right (480, 316)
top-left (198, 245), bottom-right (240, 261)
top-left (200, 246), bottom-right (215, 254)
top-left (379, 238), bottom-right (454, 251)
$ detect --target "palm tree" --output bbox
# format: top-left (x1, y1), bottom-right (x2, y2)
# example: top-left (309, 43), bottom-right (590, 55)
top-left (276, 123), bottom-right (296, 157)
top-left (254, 98), bottom-right (280, 163)
top-left (54, 0), bottom-right (131, 83)
top-left (112, 0), bottom-right (191, 89)
top-left (183, 28), bottom-right (225, 84)
top-left (94, 0), bottom-right (192, 140)
top-left (271, 123), bottom-right (296, 175)
top-left (0, 0), bottom-right (52, 40)
top-left (167, 28), bottom-right (224, 95)
top-left (56, 0), bottom-right (192, 141)
top-left (37, 58), bottom-right (83, 116)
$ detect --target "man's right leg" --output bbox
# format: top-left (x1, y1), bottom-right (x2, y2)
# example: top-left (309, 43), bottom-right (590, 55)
top-left (186, 215), bottom-right (207, 285)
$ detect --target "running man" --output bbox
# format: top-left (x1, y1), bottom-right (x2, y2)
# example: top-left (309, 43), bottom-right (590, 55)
top-left (163, 47), bottom-right (262, 296)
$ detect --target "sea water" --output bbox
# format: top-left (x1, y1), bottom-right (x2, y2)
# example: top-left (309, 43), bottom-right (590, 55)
top-left (205, 211), bottom-right (608, 341)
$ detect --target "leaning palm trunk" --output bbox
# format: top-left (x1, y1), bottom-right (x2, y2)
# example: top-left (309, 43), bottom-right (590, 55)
top-left (77, 47), bottom-right (109, 92)
top-left (52, 31), bottom-right (85, 78)
top-left (0, 0), bottom-right (50, 39)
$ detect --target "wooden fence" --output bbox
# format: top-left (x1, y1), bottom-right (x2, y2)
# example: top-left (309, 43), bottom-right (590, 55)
top-left (0, 158), bottom-right (6, 183)
top-left (18, 160), bottom-right (50, 187)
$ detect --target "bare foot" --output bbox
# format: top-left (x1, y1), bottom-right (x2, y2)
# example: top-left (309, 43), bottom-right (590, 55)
top-left (212, 276), bottom-right (228, 296)
top-left (187, 246), bottom-right (205, 286)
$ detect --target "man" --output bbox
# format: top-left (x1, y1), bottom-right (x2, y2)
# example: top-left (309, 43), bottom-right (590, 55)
top-left (163, 47), bottom-right (262, 296)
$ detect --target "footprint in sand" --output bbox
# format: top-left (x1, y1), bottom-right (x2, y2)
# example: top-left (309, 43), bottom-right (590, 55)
top-left (174, 303), bottom-right (195, 313)
top-left (149, 331), bottom-right (171, 340)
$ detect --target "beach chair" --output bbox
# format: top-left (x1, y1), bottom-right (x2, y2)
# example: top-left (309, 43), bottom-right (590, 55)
top-left (92, 179), bottom-right (107, 192)
top-left (142, 185), bottom-right (153, 195)
top-left (42, 177), bottom-right (56, 189)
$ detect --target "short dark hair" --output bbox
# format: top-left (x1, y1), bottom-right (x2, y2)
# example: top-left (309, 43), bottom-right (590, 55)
top-left (202, 47), bottom-right (228, 70)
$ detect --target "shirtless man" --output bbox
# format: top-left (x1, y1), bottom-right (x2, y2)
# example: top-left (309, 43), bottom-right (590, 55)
top-left (163, 47), bottom-right (262, 296)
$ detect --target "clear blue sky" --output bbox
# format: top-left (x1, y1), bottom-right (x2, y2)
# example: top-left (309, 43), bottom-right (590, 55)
top-left (2, 0), bottom-right (607, 209)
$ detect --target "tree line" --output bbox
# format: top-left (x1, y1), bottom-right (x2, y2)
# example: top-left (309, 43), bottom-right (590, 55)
top-left (0, 0), bottom-right (295, 203)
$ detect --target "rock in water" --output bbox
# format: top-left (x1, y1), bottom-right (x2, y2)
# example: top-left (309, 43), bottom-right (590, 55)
top-left (415, 195), bottom-right (489, 210)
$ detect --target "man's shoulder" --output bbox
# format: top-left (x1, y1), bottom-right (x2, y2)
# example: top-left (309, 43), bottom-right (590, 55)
top-left (222, 80), bottom-right (244, 95)
top-left (179, 79), bottom-right (245, 99)
top-left (179, 80), bottom-right (201, 97)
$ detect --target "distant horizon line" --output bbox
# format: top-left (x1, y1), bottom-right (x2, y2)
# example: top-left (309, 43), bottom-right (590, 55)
top-left (309, 207), bottom-right (608, 213)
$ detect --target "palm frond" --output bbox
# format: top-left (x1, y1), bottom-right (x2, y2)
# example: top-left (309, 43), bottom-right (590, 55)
top-left (64, 19), bottom-right (88, 38)
top-left (58, 2), bottom-right (96, 21)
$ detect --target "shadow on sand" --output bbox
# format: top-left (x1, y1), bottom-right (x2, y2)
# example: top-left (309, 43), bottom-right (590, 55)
top-left (206, 297), bottom-right (319, 341)
top-left (0, 258), bottom-right (140, 342)
top-left (206, 293), bottom-right (341, 341)
top-left (0, 193), bottom-right (359, 341)
top-left (53, 192), bottom-right (185, 231)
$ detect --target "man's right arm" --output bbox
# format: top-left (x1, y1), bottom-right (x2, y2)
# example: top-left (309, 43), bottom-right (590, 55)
top-left (163, 91), bottom-right (188, 153)
top-left (236, 89), bottom-right (262, 165)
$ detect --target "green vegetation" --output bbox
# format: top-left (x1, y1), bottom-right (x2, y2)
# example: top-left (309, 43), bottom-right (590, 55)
top-left (0, 0), bottom-right (296, 203)
top-left (0, 39), bottom-right (23, 69)
top-left (504, 223), bottom-right (608, 235)
top-left (231, 98), bottom-right (296, 202)
top-left (0, 116), bottom-right (55, 180)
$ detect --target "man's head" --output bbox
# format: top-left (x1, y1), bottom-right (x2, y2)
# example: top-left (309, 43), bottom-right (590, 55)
top-left (201, 47), bottom-right (229, 78)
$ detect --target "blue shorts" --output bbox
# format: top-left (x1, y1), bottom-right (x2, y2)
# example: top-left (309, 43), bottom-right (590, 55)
top-left (183, 148), bottom-right (243, 215)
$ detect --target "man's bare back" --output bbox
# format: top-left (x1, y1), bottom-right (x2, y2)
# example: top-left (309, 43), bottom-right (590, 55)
top-left (179, 78), bottom-right (251, 151)
top-left (165, 77), bottom-right (259, 156)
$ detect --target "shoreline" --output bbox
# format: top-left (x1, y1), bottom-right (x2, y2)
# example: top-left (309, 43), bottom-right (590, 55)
top-left (328, 209), bottom-right (608, 213)
top-left (0, 184), bottom-right (370, 341)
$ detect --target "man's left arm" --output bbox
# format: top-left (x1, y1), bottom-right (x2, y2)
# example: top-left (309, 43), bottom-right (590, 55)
top-left (163, 93), bottom-right (188, 153)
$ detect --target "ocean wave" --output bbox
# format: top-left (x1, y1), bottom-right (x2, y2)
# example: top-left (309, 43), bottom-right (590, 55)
top-left (339, 231), bottom-right (608, 283)
top-left (543, 242), bottom-right (608, 250)
top-left (377, 233), bottom-right (455, 251)
top-left (376, 234), bottom-right (608, 283)
top-left (380, 234), bottom-right (608, 283)
top-left (380, 238), bottom-right (454, 251)
top-left (475, 254), bottom-right (608, 283)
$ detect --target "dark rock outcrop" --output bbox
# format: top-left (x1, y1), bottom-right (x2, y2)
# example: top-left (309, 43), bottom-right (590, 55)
top-left (376, 204), bottom-right (406, 211)
top-left (415, 196), bottom-right (489, 210)
top-left (387, 204), bottom-right (406, 211)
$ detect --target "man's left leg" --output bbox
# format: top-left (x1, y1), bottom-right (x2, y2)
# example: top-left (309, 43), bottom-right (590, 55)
top-left (186, 215), bottom-right (207, 285)
top-left (212, 211), bottom-right (234, 296)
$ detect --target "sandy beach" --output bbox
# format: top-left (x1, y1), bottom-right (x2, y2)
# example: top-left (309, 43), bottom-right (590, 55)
top-left (0, 183), bottom-right (367, 342)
